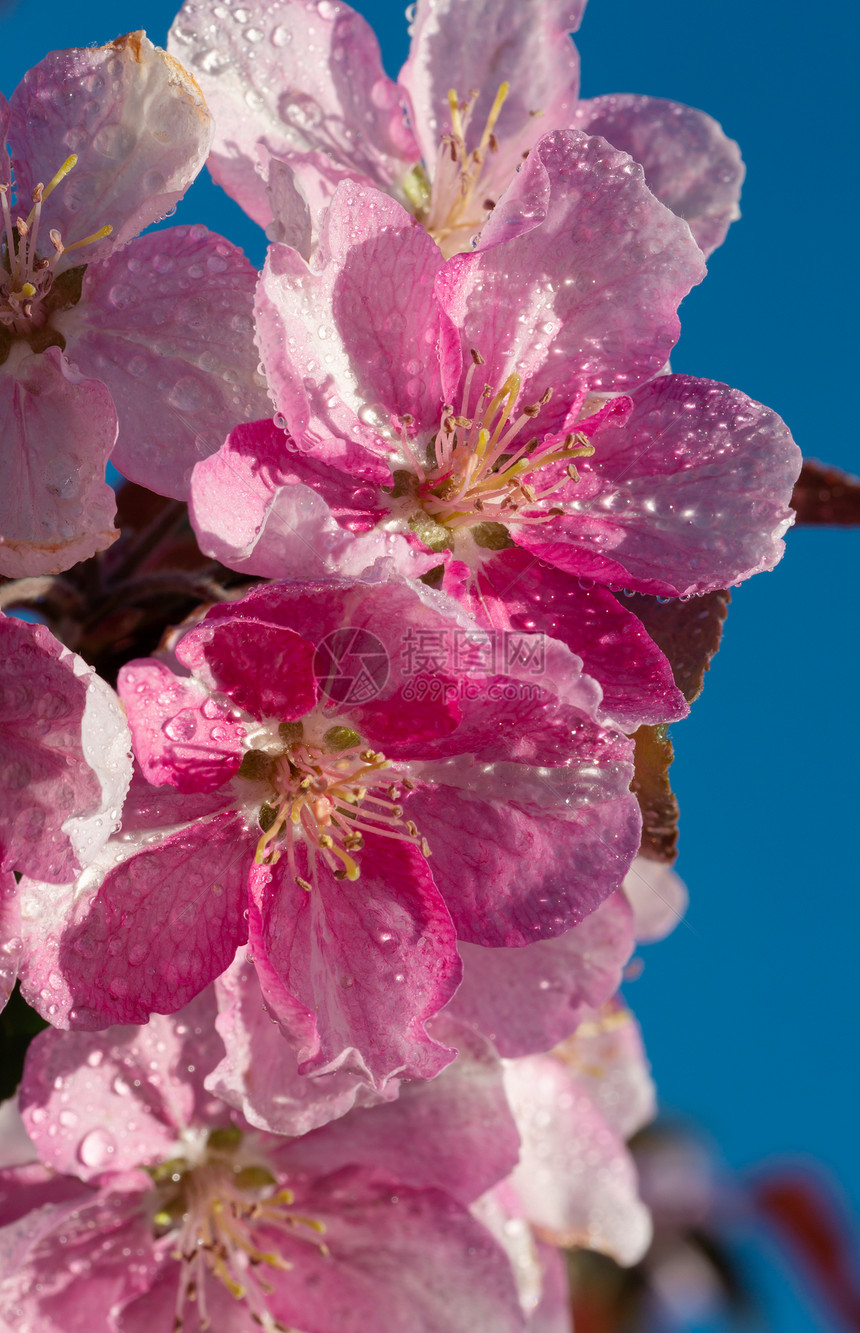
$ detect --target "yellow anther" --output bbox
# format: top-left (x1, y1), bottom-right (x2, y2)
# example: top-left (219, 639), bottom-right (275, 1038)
top-left (42, 154), bottom-right (78, 202)
top-left (478, 82), bottom-right (510, 156)
top-left (20, 283), bottom-right (36, 298)
top-left (64, 223), bottom-right (113, 254)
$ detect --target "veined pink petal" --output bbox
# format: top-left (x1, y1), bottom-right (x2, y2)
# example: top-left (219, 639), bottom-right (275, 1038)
top-left (118, 657), bottom-right (245, 794)
top-left (55, 225), bottom-right (269, 499)
top-left (402, 0), bottom-right (585, 195)
top-left (256, 181), bottom-right (453, 465)
top-left (0, 616), bottom-right (131, 883)
top-left (248, 833), bottom-right (461, 1088)
top-left (452, 549), bottom-right (688, 730)
top-left (8, 34), bottom-right (211, 268)
top-left (19, 989), bottom-right (224, 1182)
top-left (283, 1019), bottom-right (520, 1204)
top-left (449, 890), bottom-right (634, 1057)
top-left (0, 1187), bottom-right (156, 1328)
top-left (444, 129), bottom-right (706, 416)
top-left (190, 417), bottom-right (438, 579)
top-left (574, 94), bottom-right (744, 257)
top-left (168, 0), bottom-right (419, 229)
top-left (18, 808), bottom-right (251, 1028)
top-left (504, 1054), bottom-right (652, 1266)
top-left (176, 614), bottom-right (319, 722)
top-left (515, 374), bottom-right (801, 596)
top-left (0, 347), bottom-right (118, 577)
top-left (208, 951), bottom-right (391, 1137)
top-left (404, 752), bottom-right (640, 947)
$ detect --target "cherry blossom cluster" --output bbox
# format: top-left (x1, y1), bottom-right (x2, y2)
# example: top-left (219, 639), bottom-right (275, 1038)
top-left (0, 0), bottom-right (803, 1328)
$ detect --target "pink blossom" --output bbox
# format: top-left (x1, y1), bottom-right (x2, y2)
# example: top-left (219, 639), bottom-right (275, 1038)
top-left (16, 574), bottom-right (639, 1087)
top-left (622, 855), bottom-right (689, 944)
top-left (194, 147), bottom-right (798, 730)
top-left (0, 33), bottom-right (269, 575)
top-left (473, 1000), bottom-right (656, 1329)
top-left (0, 614), bottom-right (132, 1011)
top-left (3, 992), bottom-right (526, 1332)
top-left (167, 0), bottom-right (743, 259)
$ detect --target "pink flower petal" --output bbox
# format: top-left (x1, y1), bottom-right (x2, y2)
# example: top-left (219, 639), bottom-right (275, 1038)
top-left (256, 182), bottom-right (452, 466)
top-left (505, 1053), bottom-right (652, 1265)
top-left (405, 752), bottom-right (640, 947)
top-left (190, 417), bottom-right (437, 579)
top-left (118, 658), bottom-right (244, 794)
top-left (516, 374), bottom-right (801, 596)
top-left (177, 614), bottom-right (319, 722)
top-left (8, 34), bottom-right (211, 268)
top-left (207, 950), bottom-right (391, 1137)
top-left (56, 225), bottom-right (269, 499)
top-left (253, 1166), bottom-right (527, 1333)
top-left (622, 855), bottom-right (689, 942)
top-left (248, 833), bottom-right (461, 1088)
top-left (0, 347), bottom-right (118, 577)
top-left (402, 0), bottom-right (585, 195)
top-left (574, 94), bottom-right (744, 257)
top-left (0, 874), bottom-right (21, 1014)
top-left (0, 615), bottom-right (131, 883)
top-left (19, 808), bottom-right (251, 1028)
top-left (19, 989), bottom-right (223, 1182)
top-left (283, 1019), bottom-right (520, 1204)
top-left (454, 549), bottom-right (688, 730)
top-left (448, 890), bottom-right (634, 1056)
top-left (557, 1001), bottom-right (656, 1140)
top-left (0, 1186), bottom-right (156, 1326)
top-left (168, 0), bottom-right (418, 228)
top-left (444, 129), bottom-right (706, 413)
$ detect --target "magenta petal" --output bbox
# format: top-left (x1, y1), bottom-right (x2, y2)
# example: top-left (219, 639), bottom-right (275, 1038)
top-left (465, 549), bottom-right (687, 729)
top-left (19, 990), bottom-right (223, 1182)
top-left (208, 951), bottom-right (389, 1137)
top-left (446, 129), bottom-right (705, 411)
top-left (8, 35), bottom-right (210, 266)
top-left (118, 658), bottom-right (244, 794)
top-left (56, 225), bottom-right (269, 499)
top-left (402, 0), bottom-right (584, 192)
top-left (517, 374), bottom-right (801, 596)
top-left (20, 809), bottom-right (251, 1027)
top-left (574, 94), bottom-right (744, 257)
top-left (0, 93), bottom-right (10, 190)
top-left (284, 1021), bottom-right (519, 1204)
top-left (0, 616), bottom-right (131, 883)
top-left (190, 418), bottom-right (435, 579)
top-left (168, 0), bottom-right (418, 229)
top-left (249, 835), bottom-right (461, 1087)
top-left (0, 348), bottom-right (118, 577)
top-left (449, 890), bottom-right (634, 1056)
top-left (260, 1167), bottom-right (526, 1333)
top-left (177, 615), bottom-right (319, 722)
top-left (405, 757), bottom-right (639, 946)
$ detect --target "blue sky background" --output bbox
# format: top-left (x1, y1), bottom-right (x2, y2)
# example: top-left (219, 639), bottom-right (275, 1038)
top-left (1, 0), bottom-right (858, 1327)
